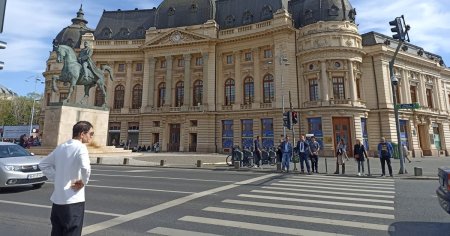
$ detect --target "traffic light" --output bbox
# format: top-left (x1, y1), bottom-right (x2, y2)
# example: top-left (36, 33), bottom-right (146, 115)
top-left (292, 111), bottom-right (298, 124)
top-left (283, 111), bottom-right (292, 130)
top-left (389, 17), bottom-right (405, 41)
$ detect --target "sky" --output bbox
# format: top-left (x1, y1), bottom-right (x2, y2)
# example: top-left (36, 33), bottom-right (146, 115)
top-left (0, 0), bottom-right (449, 96)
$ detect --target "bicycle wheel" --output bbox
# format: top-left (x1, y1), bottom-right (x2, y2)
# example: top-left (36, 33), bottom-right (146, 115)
top-left (226, 155), bottom-right (234, 166)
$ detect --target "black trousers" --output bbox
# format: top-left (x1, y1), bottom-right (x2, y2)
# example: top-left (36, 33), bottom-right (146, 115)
top-left (310, 155), bottom-right (318, 172)
top-left (51, 202), bottom-right (85, 236)
top-left (380, 158), bottom-right (393, 176)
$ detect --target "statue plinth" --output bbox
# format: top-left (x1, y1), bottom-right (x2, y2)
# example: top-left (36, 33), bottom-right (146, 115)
top-left (32, 104), bottom-right (110, 155)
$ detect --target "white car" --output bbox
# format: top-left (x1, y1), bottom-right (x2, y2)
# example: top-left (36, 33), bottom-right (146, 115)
top-left (0, 142), bottom-right (47, 189)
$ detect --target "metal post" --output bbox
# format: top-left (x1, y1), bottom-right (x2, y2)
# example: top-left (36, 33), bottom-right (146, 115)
top-left (289, 91), bottom-right (297, 171)
top-left (367, 158), bottom-right (371, 176)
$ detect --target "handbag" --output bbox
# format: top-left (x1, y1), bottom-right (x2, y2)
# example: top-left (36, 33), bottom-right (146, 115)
top-left (292, 153), bottom-right (300, 163)
top-left (354, 153), bottom-right (360, 160)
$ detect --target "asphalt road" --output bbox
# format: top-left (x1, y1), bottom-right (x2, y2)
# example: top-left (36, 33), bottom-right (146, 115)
top-left (0, 165), bottom-right (448, 236)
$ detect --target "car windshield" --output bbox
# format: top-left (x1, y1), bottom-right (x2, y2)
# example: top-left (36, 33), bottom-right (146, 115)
top-left (0, 145), bottom-right (31, 158)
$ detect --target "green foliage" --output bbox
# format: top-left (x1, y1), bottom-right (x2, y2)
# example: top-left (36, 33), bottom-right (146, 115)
top-left (0, 94), bottom-right (42, 126)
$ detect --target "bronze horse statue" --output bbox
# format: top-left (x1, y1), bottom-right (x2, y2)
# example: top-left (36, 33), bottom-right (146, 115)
top-left (52, 44), bottom-right (113, 107)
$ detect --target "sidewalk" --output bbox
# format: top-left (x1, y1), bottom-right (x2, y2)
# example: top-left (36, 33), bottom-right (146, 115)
top-left (90, 152), bottom-right (450, 179)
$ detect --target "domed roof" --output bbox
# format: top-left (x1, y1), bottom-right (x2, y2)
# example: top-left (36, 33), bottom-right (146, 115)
top-left (0, 84), bottom-right (17, 99)
top-left (288, 0), bottom-right (356, 28)
top-left (155, 0), bottom-right (215, 29)
top-left (53, 5), bottom-right (94, 48)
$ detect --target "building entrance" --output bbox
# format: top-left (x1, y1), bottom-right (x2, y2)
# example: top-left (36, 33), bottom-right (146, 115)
top-left (332, 117), bottom-right (352, 156)
top-left (168, 124), bottom-right (180, 152)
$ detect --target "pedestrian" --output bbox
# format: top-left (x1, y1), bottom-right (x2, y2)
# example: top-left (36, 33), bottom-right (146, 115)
top-left (277, 135), bottom-right (284, 163)
top-left (402, 142), bottom-right (412, 163)
top-left (377, 137), bottom-right (394, 177)
top-left (280, 136), bottom-right (293, 172)
top-left (19, 134), bottom-right (28, 148)
top-left (308, 136), bottom-right (320, 173)
top-left (296, 135), bottom-right (311, 174)
top-left (39, 121), bottom-right (93, 236)
top-left (354, 139), bottom-right (368, 176)
top-left (334, 139), bottom-right (349, 174)
top-left (253, 136), bottom-right (262, 168)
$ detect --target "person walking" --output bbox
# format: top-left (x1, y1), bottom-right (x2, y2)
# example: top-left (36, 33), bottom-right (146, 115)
top-left (296, 135), bottom-right (311, 174)
top-left (309, 136), bottom-right (320, 173)
top-left (377, 137), bottom-right (394, 177)
top-left (334, 139), bottom-right (349, 174)
top-left (253, 136), bottom-right (262, 168)
top-left (280, 136), bottom-right (293, 173)
top-left (354, 139), bottom-right (368, 176)
top-left (402, 142), bottom-right (412, 163)
top-left (39, 121), bottom-right (94, 236)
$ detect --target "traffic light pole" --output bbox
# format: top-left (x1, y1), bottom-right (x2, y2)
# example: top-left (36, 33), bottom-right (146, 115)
top-left (389, 40), bottom-right (406, 174)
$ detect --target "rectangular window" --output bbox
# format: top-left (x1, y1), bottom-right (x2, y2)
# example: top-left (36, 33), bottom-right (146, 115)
top-left (307, 117), bottom-right (323, 148)
top-left (395, 85), bottom-right (401, 104)
top-left (46, 93), bottom-right (51, 106)
top-left (309, 79), bottom-right (319, 101)
top-left (263, 49), bottom-right (272, 58)
top-left (332, 77), bottom-right (345, 100)
top-left (195, 57), bottom-right (203, 66)
top-left (361, 118), bottom-right (369, 150)
top-left (128, 122), bottom-right (139, 131)
top-left (109, 122), bottom-right (121, 131)
top-left (136, 63), bottom-right (143, 72)
top-left (190, 120), bottom-right (198, 127)
top-left (226, 55), bottom-right (233, 64)
top-left (244, 52), bottom-right (252, 61)
top-left (153, 121), bottom-right (160, 127)
top-left (356, 79), bottom-right (361, 99)
top-left (59, 92), bottom-right (68, 102)
top-left (178, 59), bottom-right (185, 67)
top-left (160, 60), bottom-right (167, 68)
top-left (426, 88), bottom-right (433, 108)
top-left (261, 118), bottom-right (274, 148)
top-left (399, 119), bottom-right (409, 148)
top-left (241, 119), bottom-right (254, 149)
top-left (410, 86), bottom-right (417, 103)
top-left (222, 120), bottom-right (233, 149)
top-left (118, 63), bottom-right (125, 72)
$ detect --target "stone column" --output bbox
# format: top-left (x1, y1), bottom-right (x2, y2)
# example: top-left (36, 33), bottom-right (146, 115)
top-left (141, 56), bottom-right (153, 112)
top-left (253, 48), bottom-right (261, 104)
top-left (434, 77), bottom-right (442, 111)
top-left (183, 54), bottom-right (192, 107)
top-left (320, 60), bottom-right (329, 101)
top-left (401, 69), bottom-right (410, 103)
top-left (234, 51), bottom-right (242, 106)
top-left (148, 57), bottom-right (156, 109)
top-left (348, 60), bottom-right (356, 102)
top-left (107, 61), bottom-right (115, 108)
top-left (123, 61), bottom-right (133, 112)
top-left (443, 81), bottom-right (449, 112)
top-left (418, 74), bottom-right (426, 107)
top-left (165, 56), bottom-right (173, 107)
top-left (202, 52), bottom-right (209, 106)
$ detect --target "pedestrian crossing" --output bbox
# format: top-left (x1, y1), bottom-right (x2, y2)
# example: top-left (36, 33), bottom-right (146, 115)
top-left (147, 174), bottom-right (396, 236)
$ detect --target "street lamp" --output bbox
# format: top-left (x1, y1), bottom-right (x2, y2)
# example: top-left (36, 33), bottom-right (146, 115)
top-left (25, 76), bottom-right (43, 137)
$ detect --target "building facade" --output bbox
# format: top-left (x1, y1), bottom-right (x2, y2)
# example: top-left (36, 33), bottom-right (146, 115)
top-left (43, 0), bottom-right (450, 157)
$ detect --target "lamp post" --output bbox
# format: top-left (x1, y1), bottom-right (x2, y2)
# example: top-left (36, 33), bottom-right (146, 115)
top-left (25, 76), bottom-right (43, 137)
top-left (269, 55), bottom-right (290, 137)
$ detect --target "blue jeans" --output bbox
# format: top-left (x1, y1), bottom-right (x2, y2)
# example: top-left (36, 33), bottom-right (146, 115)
top-left (282, 153), bottom-right (291, 171)
top-left (299, 152), bottom-right (310, 172)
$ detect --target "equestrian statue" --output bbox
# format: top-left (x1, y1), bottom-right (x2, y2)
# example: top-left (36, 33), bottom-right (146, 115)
top-left (52, 41), bottom-right (113, 107)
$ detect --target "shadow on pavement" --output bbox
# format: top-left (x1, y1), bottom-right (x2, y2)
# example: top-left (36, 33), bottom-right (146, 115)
top-left (389, 221), bottom-right (450, 236)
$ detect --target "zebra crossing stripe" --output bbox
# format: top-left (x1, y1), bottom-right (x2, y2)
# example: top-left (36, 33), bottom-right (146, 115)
top-left (179, 216), bottom-right (351, 236)
top-left (238, 194), bottom-right (395, 210)
top-left (278, 180), bottom-right (395, 190)
top-left (271, 183), bottom-right (395, 194)
top-left (147, 227), bottom-right (223, 236)
top-left (203, 207), bottom-right (390, 231)
top-left (261, 186), bottom-right (394, 199)
top-left (251, 190), bottom-right (394, 204)
top-left (293, 174), bottom-right (394, 182)
top-left (222, 199), bottom-right (395, 219)
top-left (287, 177), bottom-right (395, 187)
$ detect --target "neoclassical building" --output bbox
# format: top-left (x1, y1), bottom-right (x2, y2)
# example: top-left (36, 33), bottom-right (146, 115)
top-left (43, 0), bottom-right (450, 157)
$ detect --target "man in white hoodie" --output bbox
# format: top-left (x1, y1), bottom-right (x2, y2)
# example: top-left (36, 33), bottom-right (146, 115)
top-left (39, 121), bottom-right (93, 236)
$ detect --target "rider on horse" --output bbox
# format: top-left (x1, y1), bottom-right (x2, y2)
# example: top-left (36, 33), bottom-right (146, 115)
top-left (78, 41), bottom-right (103, 82)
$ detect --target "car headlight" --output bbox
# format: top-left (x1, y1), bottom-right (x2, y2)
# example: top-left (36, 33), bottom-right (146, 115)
top-left (4, 165), bottom-right (21, 171)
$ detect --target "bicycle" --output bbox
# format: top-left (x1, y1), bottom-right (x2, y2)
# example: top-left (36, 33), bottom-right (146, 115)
top-left (226, 146), bottom-right (242, 166)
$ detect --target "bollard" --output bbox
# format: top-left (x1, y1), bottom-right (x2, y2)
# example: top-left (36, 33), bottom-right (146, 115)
top-left (234, 161), bottom-right (240, 169)
top-left (325, 158), bottom-right (328, 174)
top-left (276, 162), bottom-right (282, 172)
top-left (367, 158), bottom-right (371, 176)
top-left (123, 158), bottom-right (129, 165)
top-left (414, 167), bottom-right (423, 176)
top-left (196, 160), bottom-right (202, 168)
top-left (96, 157), bottom-right (103, 164)
top-left (160, 160), bottom-right (166, 166)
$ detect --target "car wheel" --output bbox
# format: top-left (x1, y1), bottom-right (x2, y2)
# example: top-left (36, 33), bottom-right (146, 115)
top-left (32, 183), bottom-right (44, 189)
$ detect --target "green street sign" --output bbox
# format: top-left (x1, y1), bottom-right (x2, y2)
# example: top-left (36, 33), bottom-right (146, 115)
top-left (396, 103), bottom-right (420, 109)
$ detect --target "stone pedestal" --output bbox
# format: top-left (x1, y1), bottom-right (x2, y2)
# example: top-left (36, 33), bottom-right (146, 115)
top-left (42, 104), bottom-right (109, 148)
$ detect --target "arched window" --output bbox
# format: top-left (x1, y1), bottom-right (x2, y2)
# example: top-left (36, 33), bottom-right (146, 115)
top-left (193, 80), bottom-right (203, 106)
top-left (225, 15), bottom-right (235, 28)
top-left (113, 85), bottom-right (125, 109)
top-left (175, 81), bottom-right (184, 107)
top-left (261, 5), bottom-right (273, 20)
top-left (224, 79), bottom-right (235, 106)
top-left (132, 84), bottom-right (142, 109)
top-left (243, 77), bottom-right (254, 105)
top-left (242, 10), bottom-right (253, 25)
top-left (263, 74), bottom-right (274, 103)
top-left (94, 86), bottom-right (105, 107)
top-left (101, 27), bottom-right (112, 39)
top-left (158, 82), bottom-right (166, 107)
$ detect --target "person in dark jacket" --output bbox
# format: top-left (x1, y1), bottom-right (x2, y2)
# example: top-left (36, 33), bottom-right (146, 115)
top-left (296, 135), bottom-right (311, 174)
top-left (253, 136), bottom-right (262, 167)
top-left (377, 137), bottom-right (393, 177)
top-left (354, 139), bottom-right (368, 176)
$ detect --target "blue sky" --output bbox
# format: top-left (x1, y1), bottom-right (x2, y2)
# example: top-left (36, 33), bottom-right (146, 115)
top-left (0, 0), bottom-right (449, 96)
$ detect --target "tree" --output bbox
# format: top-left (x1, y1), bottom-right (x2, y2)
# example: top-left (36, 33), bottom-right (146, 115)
top-left (0, 94), bottom-right (42, 126)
